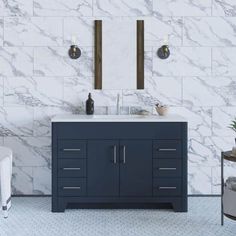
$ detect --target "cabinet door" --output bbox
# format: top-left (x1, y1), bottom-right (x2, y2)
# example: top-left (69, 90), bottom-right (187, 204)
top-left (87, 140), bottom-right (119, 196)
top-left (119, 140), bottom-right (152, 196)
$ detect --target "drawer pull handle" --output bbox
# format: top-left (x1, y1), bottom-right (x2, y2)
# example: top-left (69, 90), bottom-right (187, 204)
top-left (63, 186), bottom-right (81, 190)
top-left (62, 168), bottom-right (81, 170)
top-left (158, 148), bottom-right (177, 151)
top-left (123, 145), bottom-right (126, 164)
top-left (63, 149), bottom-right (81, 151)
top-left (113, 145), bottom-right (117, 164)
top-left (159, 186), bottom-right (177, 190)
top-left (158, 167), bottom-right (177, 171)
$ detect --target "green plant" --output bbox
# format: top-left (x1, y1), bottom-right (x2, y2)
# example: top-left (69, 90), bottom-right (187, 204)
top-left (229, 118), bottom-right (236, 133)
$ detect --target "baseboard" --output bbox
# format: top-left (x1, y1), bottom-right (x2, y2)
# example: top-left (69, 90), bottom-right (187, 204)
top-left (12, 195), bottom-right (51, 197)
top-left (12, 194), bottom-right (221, 197)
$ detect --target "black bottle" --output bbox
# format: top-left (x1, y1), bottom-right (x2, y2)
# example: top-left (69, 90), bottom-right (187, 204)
top-left (86, 93), bottom-right (94, 115)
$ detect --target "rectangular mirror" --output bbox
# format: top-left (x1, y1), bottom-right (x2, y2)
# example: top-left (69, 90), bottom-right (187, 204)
top-left (95, 20), bottom-right (144, 90)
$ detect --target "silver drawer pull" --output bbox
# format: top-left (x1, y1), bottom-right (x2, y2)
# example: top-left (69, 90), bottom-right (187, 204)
top-left (63, 167), bottom-right (81, 170)
top-left (158, 148), bottom-right (177, 151)
top-left (159, 186), bottom-right (177, 190)
top-left (63, 148), bottom-right (81, 151)
top-left (63, 186), bottom-right (81, 190)
top-left (158, 167), bottom-right (177, 171)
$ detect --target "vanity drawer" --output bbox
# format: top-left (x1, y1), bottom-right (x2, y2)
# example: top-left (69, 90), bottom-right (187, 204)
top-left (153, 178), bottom-right (181, 196)
top-left (58, 140), bottom-right (86, 159)
top-left (153, 159), bottom-right (182, 177)
top-left (58, 178), bottom-right (86, 196)
top-left (58, 159), bottom-right (86, 178)
top-left (153, 140), bottom-right (181, 159)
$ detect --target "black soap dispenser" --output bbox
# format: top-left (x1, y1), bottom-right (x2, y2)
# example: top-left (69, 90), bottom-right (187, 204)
top-left (86, 93), bottom-right (94, 115)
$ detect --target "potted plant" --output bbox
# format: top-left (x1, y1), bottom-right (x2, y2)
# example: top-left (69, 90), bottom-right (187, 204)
top-left (229, 118), bottom-right (236, 156)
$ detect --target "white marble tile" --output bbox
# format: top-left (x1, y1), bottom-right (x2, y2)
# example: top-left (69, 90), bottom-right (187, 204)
top-left (33, 167), bottom-right (51, 194)
top-left (4, 76), bottom-right (64, 107)
top-left (34, 47), bottom-right (93, 77)
top-left (0, 18), bottom-right (3, 46)
top-left (154, 0), bottom-right (212, 16)
top-left (188, 137), bottom-right (219, 167)
top-left (212, 165), bottom-right (236, 194)
top-left (146, 76), bottom-right (182, 106)
top-left (213, 47), bottom-right (236, 76)
top-left (63, 76), bottom-right (92, 111)
top-left (145, 16), bottom-right (182, 46)
top-left (189, 136), bottom-right (235, 167)
top-left (0, 47), bottom-right (33, 77)
top-left (122, 76), bottom-right (182, 107)
top-left (12, 167), bottom-right (33, 195)
top-left (184, 17), bottom-right (236, 46)
top-left (0, 2), bottom-right (4, 16)
top-left (213, 0), bottom-right (236, 16)
top-left (170, 106), bottom-right (212, 137)
top-left (3, 0), bottom-right (33, 16)
top-left (93, 0), bottom-right (152, 16)
top-left (34, 0), bottom-right (92, 16)
top-left (212, 107), bottom-right (236, 136)
top-left (33, 107), bottom-right (70, 136)
top-left (63, 17), bottom-right (94, 46)
top-left (0, 107), bottom-right (34, 136)
top-left (188, 166), bottom-right (212, 194)
top-left (183, 77), bottom-right (236, 106)
top-left (153, 47), bottom-right (212, 76)
top-left (0, 76), bottom-right (3, 106)
top-left (4, 136), bottom-right (51, 167)
top-left (144, 48), bottom-right (153, 78)
top-left (4, 17), bottom-right (63, 46)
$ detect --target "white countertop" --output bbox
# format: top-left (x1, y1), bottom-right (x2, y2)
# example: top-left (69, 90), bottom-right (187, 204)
top-left (51, 114), bottom-right (187, 122)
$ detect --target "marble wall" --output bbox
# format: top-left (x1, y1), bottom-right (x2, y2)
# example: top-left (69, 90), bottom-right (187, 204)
top-left (0, 0), bottom-right (235, 195)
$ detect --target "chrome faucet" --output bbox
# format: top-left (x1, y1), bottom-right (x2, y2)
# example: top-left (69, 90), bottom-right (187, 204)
top-left (116, 93), bottom-right (120, 115)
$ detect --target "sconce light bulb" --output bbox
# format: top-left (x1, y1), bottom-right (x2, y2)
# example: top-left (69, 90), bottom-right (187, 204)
top-left (71, 35), bottom-right (76, 45)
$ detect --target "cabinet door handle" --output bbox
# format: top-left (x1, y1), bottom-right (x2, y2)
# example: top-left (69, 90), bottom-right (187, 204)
top-left (62, 167), bottom-right (81, 170)
top-left (63, 148), bottom-right (81, 151)
top-left (159, 186), bottom-right (177, 190)
top-left (113, 145), bottom-right (117, 164)
top-left (158, 167), bottom-right (177, 171)
top-left (158, 148), bottom-right (176, 151)
top-left (123, 145), bottom-right (126, 164)
top-left (63, 186), bottom-right (81, 190)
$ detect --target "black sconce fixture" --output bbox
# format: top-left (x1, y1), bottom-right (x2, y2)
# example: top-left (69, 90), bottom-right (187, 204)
top-left (157, 45), bottom-right (170, 60)
top-left (68, 36), bottom-right (81, 59)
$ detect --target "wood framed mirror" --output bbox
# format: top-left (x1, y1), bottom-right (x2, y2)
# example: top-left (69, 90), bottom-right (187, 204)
top-left (95, 20), bottom-right (144, 90)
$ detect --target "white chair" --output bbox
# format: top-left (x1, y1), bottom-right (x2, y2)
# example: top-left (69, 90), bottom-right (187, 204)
top-left (0, 147), bottom-right (12, 218)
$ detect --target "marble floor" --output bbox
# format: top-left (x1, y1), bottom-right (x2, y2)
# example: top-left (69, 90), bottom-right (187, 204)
top-left (0, 197), bottom-right (235, 236)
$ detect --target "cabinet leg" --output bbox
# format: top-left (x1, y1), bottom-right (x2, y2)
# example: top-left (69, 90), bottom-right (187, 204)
top-left (172, 199), bottom-right (187, 212)
top-left (52, 199), bottom-right (66, 213)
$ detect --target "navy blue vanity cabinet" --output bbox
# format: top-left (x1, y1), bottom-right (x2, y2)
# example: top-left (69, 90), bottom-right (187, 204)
top-left (87, 140), bottom-right (119, 197)
top-left (52, 122), bottom-right (188, 213)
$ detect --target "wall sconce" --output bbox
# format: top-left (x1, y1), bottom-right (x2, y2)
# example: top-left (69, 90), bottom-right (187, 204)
top-left (68, 36), bottom-right (81, 59)
top-left (157, 36), bottom-right (170, 60)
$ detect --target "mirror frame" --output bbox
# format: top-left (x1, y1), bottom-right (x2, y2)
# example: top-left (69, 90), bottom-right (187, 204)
top-left (94, 20), bottom-right (144, 90)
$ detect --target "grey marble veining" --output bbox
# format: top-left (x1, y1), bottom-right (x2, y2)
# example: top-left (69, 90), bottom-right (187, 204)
top-left (93, 0), bottom-right (152, 16)
top-left (153, 47), bottom-right (212, 76)
top-left (4, 76), bottom-right (64, 107)
top-left (2, 0), bottom-right (33, 16)
top-left (184, 17), bottom-right (236, 46)
top-left (183, 76), bottom-right (236, 106)
top-left (213, 0), bottom-right (236, 16)
top-left (153, 0), bottom-right (212, 16)
top-left (0, 47), bottom-right (33, 77)
top-left (34, 0), bottom-right (92, 16)
top-left (34, 47), bottom-right (93, 77)
top-left (4, 17), bottom-right (63, 46)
